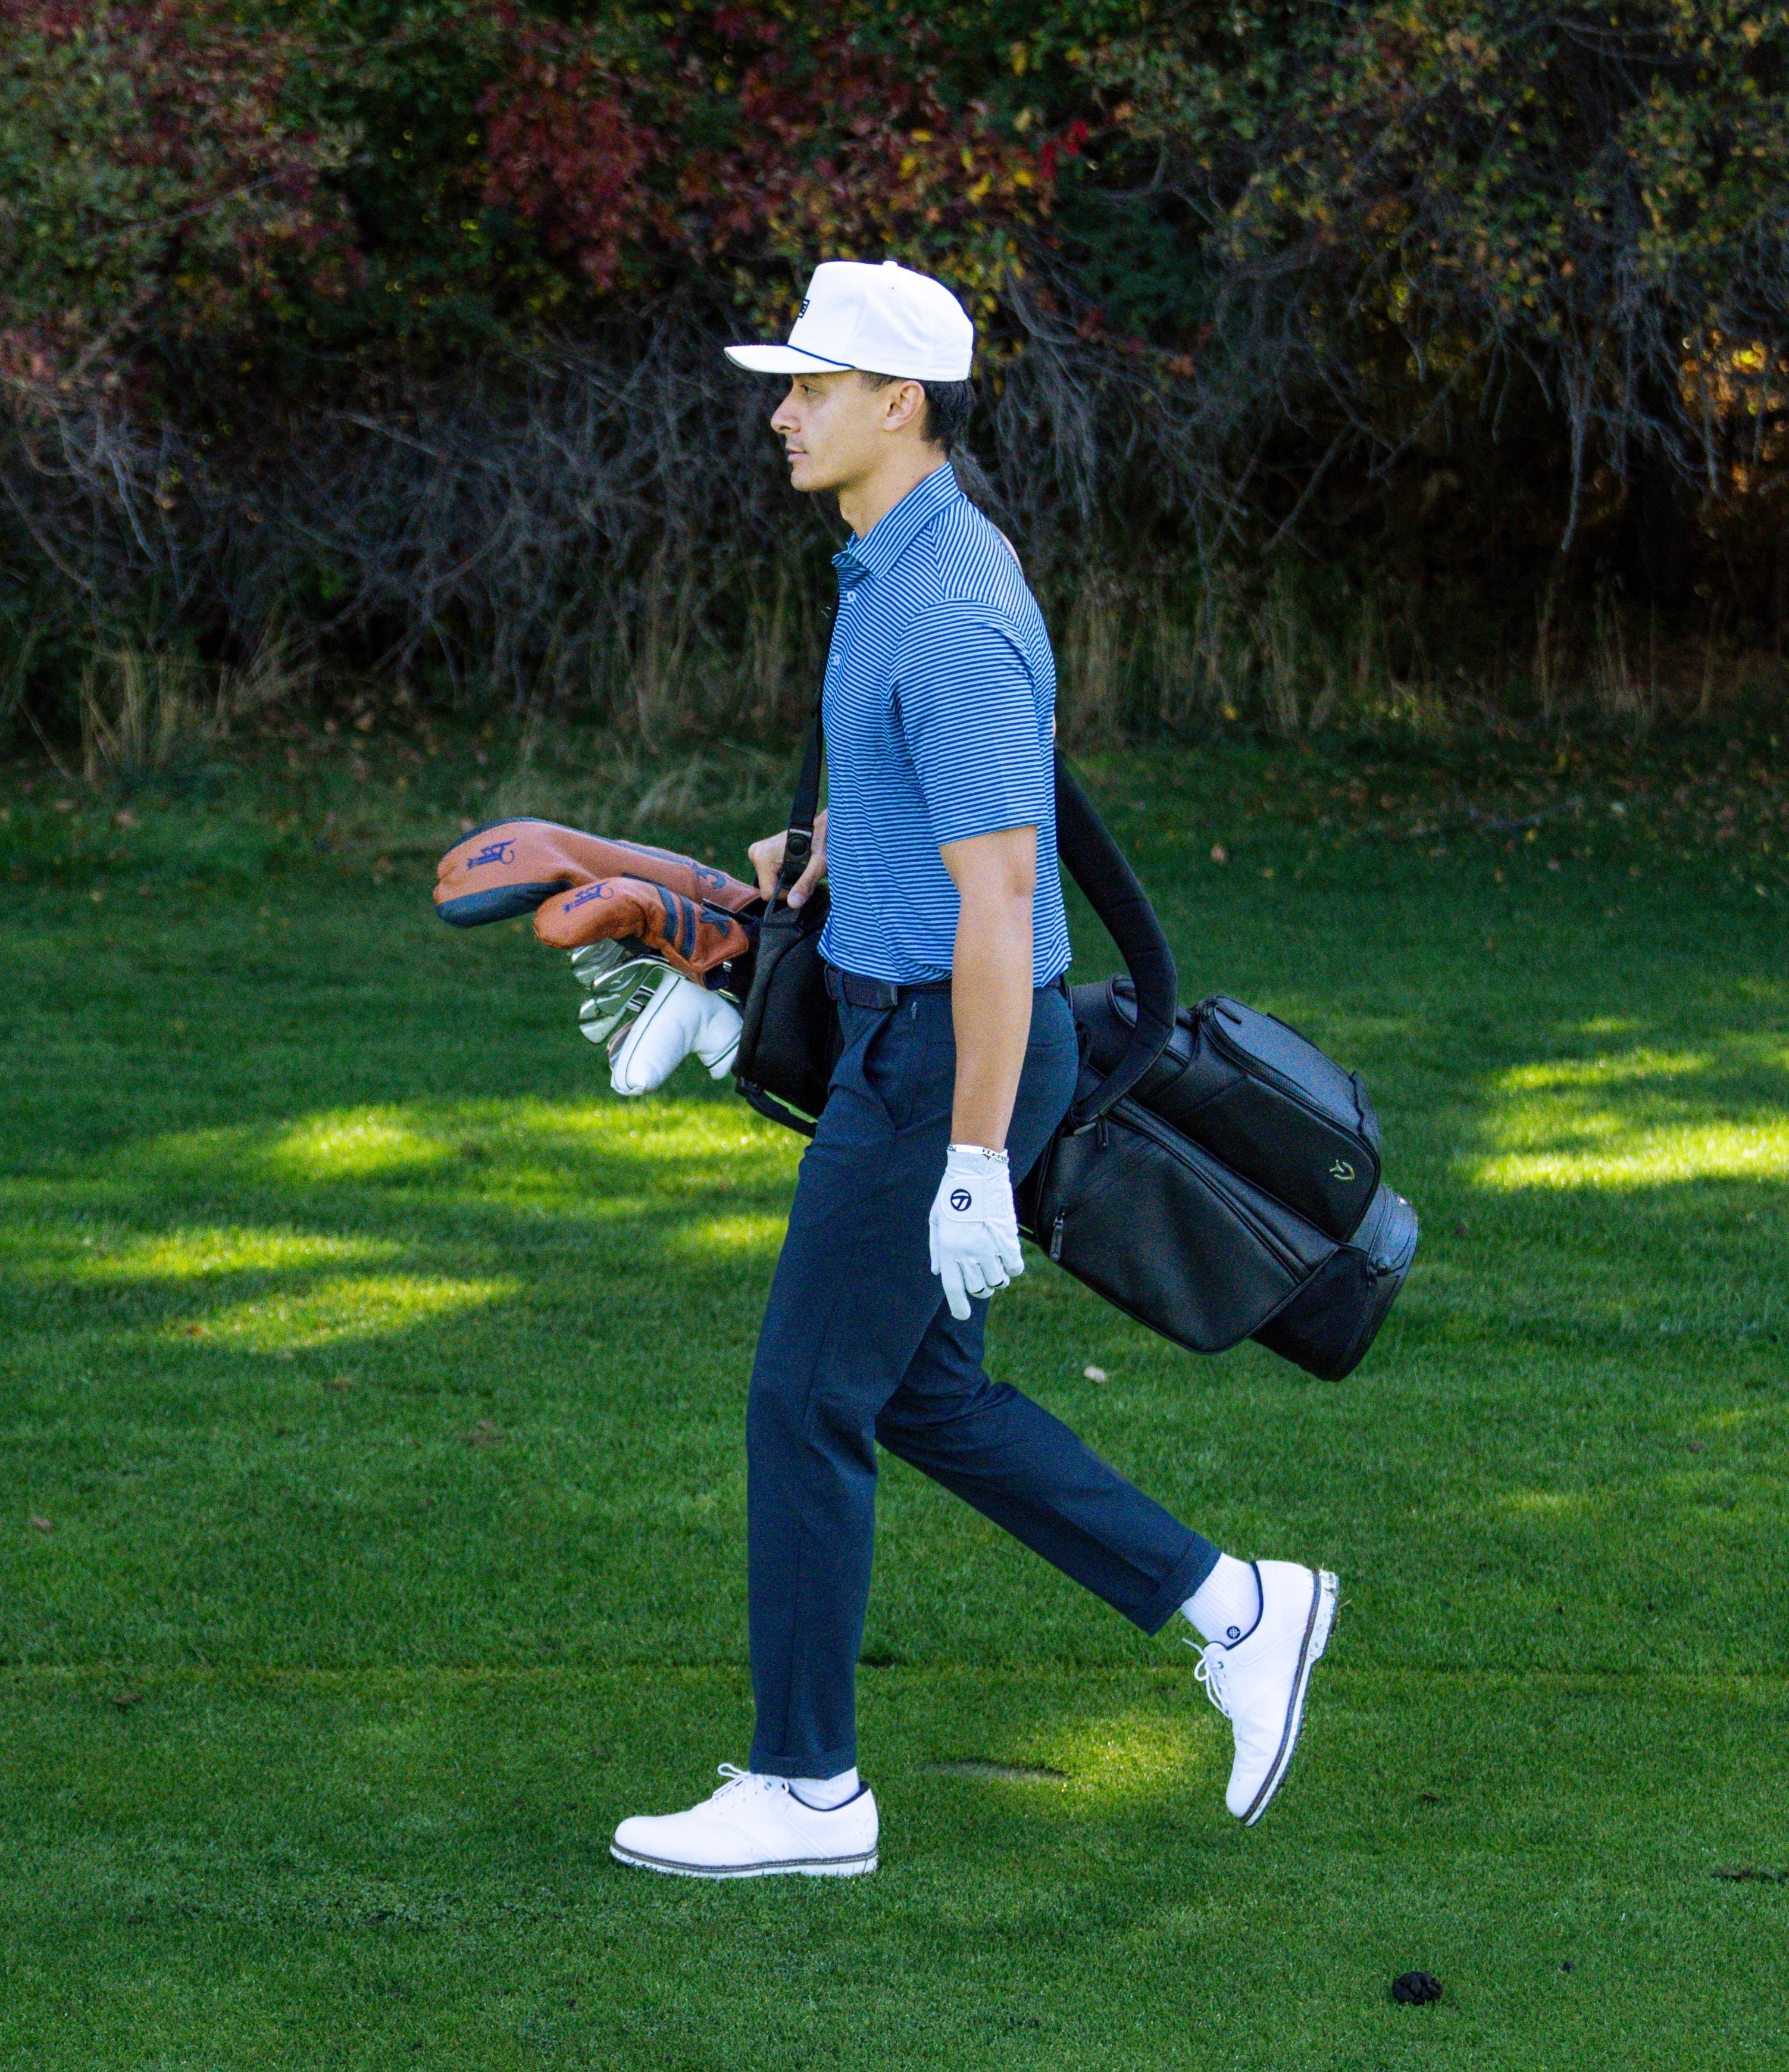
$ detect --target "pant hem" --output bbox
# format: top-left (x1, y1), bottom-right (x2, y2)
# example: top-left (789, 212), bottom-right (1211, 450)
top-left (750, 1743), bottom-right (858, 1782)
top-left (1134, 1536), bottom-right (1220, 1636)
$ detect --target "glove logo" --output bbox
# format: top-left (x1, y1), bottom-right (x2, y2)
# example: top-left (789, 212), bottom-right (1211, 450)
top-left (468, 839), bottom-right (517, 868)
top-left (949, 1188), bottom-right (972, 1212)
top-left (1329, 1158), bottom-right (1356, 1181)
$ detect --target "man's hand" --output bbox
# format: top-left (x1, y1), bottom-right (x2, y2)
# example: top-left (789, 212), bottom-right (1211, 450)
top-left (748, 808), bottom-right (828, 907)
top-left (929, 1146), bottom-right (1025, 1321)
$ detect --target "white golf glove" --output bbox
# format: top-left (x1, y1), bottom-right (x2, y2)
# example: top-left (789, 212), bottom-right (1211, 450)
top-left (608, 970), bottom-right (743, 1095)
top-left (928, 1145), bottom-right (1025, 1322)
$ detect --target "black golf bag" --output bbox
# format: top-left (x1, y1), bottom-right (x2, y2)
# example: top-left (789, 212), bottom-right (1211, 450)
top-left (733, 715), bottom-right (1418, 1381)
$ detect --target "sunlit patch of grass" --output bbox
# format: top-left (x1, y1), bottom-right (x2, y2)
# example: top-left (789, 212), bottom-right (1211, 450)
top-left (1475, 1120), bottom-right (1789, 1189)
top-left (1496, 1049), bottom-right (1714, 1091)
top-left (665, 1212), bottom-right (789, 1259)
top-left (1500, 1489), bottom-right (1600, 1519)
top-left (56, 1227), bottom-right (403, 1283)
top-left (1468, 1037), bottom-right (1789, 1190)
top-left (1047, 1702), bottom-right (1215, 1803)
top-left (119, 1098), bottom-right (802, 1206)
top-left (155, 1273), bottom-right (517, 1350)
top-left (270, 1110), bottom-right (459, 1181)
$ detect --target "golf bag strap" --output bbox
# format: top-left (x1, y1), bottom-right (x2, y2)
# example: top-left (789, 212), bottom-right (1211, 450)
top-left (1053, 755), bottom-right (1178, 1131)
top-left (778, 695), bottom-right (824, 896)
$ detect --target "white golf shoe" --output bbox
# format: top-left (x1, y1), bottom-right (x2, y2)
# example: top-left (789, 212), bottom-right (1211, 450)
top-left (608, 972), bottom-right (742, 1094)
top-left (611, 1765), bottom-right (879, 1879)
top-left (1191, 1560), bottom-right (1337, 1824)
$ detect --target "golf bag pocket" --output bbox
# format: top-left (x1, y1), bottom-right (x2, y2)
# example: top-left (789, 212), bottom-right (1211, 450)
top-left (1079, 979), bottom-right (1382, 1240)
top-left (734, 886), bottom-right (841, 1133)
top-left (1251, 1183), bottom-right (1419, 1381)
top-left (1021, 1089), bottom-right (1337, 1355)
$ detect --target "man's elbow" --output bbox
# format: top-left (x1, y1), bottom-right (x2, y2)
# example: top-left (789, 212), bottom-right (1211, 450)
top-left (961, 871), bottom-right (1036, 926)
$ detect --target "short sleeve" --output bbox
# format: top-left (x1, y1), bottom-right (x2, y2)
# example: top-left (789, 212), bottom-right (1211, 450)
top-left (892, 604), bottom-right (1051, 848)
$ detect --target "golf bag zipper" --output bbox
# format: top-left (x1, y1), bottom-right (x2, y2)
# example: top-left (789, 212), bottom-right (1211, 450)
top-left (1050, 1211), bottom-right (1065, 1262)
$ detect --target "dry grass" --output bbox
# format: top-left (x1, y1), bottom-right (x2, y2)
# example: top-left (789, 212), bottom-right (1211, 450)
top-left (76, 627), bottom-right (317, 787)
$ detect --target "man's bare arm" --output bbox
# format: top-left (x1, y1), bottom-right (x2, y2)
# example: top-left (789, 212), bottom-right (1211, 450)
top-left (941, 824), bottom-right (1037, 1150)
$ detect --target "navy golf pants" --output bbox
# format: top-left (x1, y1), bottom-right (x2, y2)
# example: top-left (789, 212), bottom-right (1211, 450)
top-left (746, 979), bottom-right (1216, 1779)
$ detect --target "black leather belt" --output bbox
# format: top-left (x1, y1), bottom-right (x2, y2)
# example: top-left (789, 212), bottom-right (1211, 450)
top-left (824, 964), bottom-right (950, 1010)
top-left (824, 964), bottom-right (1071, 1011)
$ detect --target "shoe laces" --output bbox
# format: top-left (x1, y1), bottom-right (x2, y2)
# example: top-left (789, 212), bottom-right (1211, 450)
top-left (710, 1762), bottom-right (784, 1803)
top-left (1186, 1637), bottom-right (1233, 1720)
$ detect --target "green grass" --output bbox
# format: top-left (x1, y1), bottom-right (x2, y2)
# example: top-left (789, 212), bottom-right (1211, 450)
top-left (2, 728), bottom-right (1787, 2069)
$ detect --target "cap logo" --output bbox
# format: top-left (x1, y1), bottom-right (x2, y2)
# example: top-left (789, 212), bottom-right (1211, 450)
top-left (797, 297), bottom-right (810, 319)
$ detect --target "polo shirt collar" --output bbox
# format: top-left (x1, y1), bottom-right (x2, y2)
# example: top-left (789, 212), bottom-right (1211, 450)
top-left (833, 463), bottom-right (961, 590)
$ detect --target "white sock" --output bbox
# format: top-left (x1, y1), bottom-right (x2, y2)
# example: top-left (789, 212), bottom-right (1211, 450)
top-left (789, 1767), bottom-right (859, 1810)
top-left (1182, 1555), bottom-right (1262, 1647)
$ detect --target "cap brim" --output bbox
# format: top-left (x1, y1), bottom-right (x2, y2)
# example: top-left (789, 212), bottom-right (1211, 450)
top-left (723, 343), bottom-right (854, 374)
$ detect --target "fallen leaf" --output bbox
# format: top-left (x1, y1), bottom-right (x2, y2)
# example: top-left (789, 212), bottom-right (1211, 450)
top-left (29, 1515), bottom-right (53, 1533)
top-left (1083, 1365), bottom-right (1108, 1383)
top-left (112, 1690), bottom-right (144, 1712)
top-left (461, 1418), bottom-right (506, 1447)
top-left (1209, 843), bottom-right (1228, 865)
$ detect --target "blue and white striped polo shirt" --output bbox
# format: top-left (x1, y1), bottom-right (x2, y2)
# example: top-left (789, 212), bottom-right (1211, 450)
top-left (817, 464), bottom-right (1073, 987)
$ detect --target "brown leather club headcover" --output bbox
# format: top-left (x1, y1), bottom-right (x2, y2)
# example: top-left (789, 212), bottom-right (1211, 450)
top-left (529, 873), bottom-right (751, 978)
top-left (434, 817), bottom-right (756, 979)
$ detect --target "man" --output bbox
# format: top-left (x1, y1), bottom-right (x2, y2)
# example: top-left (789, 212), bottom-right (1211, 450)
top-left (611, 261), bottom-right (1336, 1879)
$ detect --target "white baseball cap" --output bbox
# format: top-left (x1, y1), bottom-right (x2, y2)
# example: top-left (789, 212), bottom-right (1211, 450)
top-left (724, 260), bottom-right (974, 382)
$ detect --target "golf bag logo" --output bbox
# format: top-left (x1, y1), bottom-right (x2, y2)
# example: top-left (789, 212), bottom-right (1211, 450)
top-left (949, 1188), bottom-right (972, 1212)
top-left (1329, 1159), bottom-right (1356, 1182)
top-left (468, 839), bottom-right (517, 869)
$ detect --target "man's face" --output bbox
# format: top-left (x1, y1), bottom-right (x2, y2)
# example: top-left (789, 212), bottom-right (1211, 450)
top-left (768, 370), bottom-right (917, 493)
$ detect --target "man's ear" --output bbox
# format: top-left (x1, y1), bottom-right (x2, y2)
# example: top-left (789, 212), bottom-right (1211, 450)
top-left (881, 379), bottom-right (926, 433)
